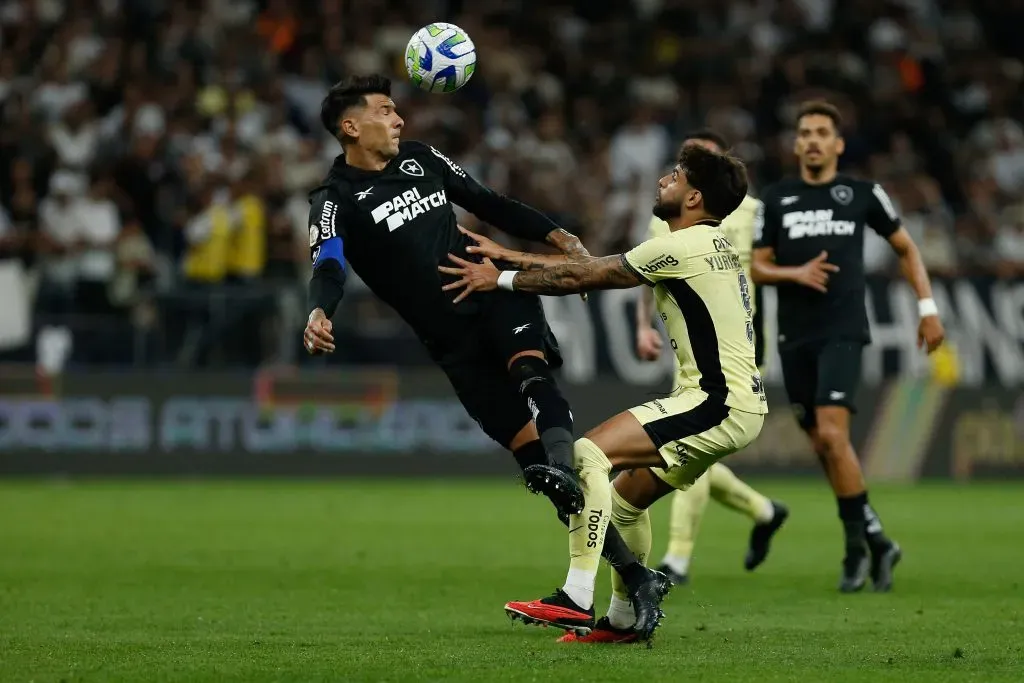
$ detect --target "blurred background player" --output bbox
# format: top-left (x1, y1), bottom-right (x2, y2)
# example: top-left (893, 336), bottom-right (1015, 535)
top-left (636, 130), bottom-right (788, 586)
top-left (752, 100), bottom-right (945, 593)
top-left (442, 144), bottom-right (762, 641)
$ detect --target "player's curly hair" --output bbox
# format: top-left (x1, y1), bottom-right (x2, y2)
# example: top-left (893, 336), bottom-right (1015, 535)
top-left (320, 74), bottom-right (392, 140)
top-left (678, 144), bottom-right (748, 220)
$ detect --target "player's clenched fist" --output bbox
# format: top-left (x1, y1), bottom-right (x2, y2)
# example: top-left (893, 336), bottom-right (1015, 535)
top-left (918, 315), bottom-right (945, 354)
top-left (796, 250), bottom-right (840, 293)
top-left (304, 308), bottom-right (335, 354)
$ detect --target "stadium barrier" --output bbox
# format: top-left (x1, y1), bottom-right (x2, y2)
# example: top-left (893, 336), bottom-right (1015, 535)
top-left (0, 366), bottom-right (1019, 480)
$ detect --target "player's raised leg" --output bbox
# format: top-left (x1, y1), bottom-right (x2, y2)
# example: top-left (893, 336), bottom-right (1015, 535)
top-left (482, 294), bottom-right (585, 516)
top-left (504, 410), bottom-right (673, 639)
top-left (707, 463), bottom-right (789, 571)
top-left (559, 469), bottom-right (674, 644)
top-left (508, 421), bottom-right (662, 598)
top-left (507, 350), bottom-right (583, 515)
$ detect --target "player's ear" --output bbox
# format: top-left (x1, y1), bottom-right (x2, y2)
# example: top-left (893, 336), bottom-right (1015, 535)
top-left (835, 135), bottom-right (846, 156)
top-left (686, 188), bottom-right (702, 210)
top-left (340, 115), bottom-right (358, 139)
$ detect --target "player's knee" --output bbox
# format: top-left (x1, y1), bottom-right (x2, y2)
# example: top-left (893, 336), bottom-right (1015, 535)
top-left (507, 354), bottom-right (553, 394)
top-left (611, 488), bottom-right (645, 525)
top-left (574, 437), bottom-right (612, 473)
top-left (813, 422), bottom-right (849, 457)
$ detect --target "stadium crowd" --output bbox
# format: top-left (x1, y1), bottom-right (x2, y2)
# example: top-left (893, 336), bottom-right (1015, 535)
top-left (0, 0), bottom-right (1021, 367)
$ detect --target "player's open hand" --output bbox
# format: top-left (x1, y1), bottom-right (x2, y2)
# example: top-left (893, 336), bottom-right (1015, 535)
top-left (458, 225), bottom-right (511, 262)
top-left (304, 308), bottom-right (335, 354)
top-left (796, 250), bottom-right (840, 293)
top-left (636, 326), bottom-right (663, 361)
top-left (439, 253), bottom-right (500, 304)
top-left (918, 315), bottom-right (945, 354)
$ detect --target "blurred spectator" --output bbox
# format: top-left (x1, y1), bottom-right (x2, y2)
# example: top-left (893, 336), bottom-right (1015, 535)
top-left (0, 0), bottom-right (1019, 368)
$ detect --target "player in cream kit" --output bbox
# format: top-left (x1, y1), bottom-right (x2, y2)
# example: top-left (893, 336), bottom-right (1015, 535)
top-left (440, 143), bottom-right (764, 642)
top-left (636, 131), bottom-right (789, 587)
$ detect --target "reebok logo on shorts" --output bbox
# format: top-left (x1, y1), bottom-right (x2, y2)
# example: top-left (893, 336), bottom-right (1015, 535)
top-left (513, 323), bottom-right (531, 334)
top-left (829, 390), bottom-right (846, 400)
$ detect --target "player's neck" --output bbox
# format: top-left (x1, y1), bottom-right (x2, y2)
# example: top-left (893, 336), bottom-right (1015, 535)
top-left (799, 164), bottom-right (838, 186)
top-left (667, 213), bottom-right (719, 232)
top-left (343, 145), bottom-right (390, 172)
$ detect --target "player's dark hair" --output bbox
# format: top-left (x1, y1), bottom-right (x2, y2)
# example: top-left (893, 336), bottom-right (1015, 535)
top-left (678, 144), bottom-right (748, 220)
top-left (681, 129), bottom-right (729, 152)
top-left (795, 100), bottom-right (843, 133)
top-left (320, 74), bottom-right (392, 140)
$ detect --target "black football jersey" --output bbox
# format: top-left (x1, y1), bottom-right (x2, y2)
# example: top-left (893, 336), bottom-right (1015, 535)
top-left (754, 175), bottom-right (901, 348)
top-left (307, 140), bottom-right (560, 352)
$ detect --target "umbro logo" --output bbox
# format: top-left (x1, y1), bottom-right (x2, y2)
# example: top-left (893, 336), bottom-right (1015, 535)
top-left (513, 323), bottom-right (531, 334)
top-left (399, 159), bottom-right (424, 177)
top-left (355, 186), bottom-right (373, 200)
top-left (780, 196), bottom-right (800, 206)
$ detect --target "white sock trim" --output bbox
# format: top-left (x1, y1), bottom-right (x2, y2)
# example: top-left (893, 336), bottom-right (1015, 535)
top-left (661, 554), bottom-right (690, 576)
top-left (607, 595), bottom-right (636, 630)
top-left (562, 568), bottom-right (596, 610)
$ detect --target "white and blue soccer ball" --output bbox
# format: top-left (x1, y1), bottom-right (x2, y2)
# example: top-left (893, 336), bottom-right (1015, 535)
top-left (405, 22), bottom-right (476, 93)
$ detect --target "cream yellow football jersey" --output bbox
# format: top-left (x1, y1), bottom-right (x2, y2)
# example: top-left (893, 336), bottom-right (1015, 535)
top-left (623, 220), bottom-right (767, 414)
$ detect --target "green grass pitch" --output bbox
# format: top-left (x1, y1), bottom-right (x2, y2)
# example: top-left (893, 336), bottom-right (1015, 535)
top-left (0, 479), bottom-right (1021, 682)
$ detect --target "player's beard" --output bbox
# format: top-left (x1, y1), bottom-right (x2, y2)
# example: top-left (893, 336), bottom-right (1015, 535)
top-left (652, 199), bottom-right (681, 221)
top-left (801, 151), bottom-right (834, 178)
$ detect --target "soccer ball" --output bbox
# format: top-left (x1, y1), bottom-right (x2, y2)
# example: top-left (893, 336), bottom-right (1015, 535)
top-left (405, 22), bottom-right (476, 93)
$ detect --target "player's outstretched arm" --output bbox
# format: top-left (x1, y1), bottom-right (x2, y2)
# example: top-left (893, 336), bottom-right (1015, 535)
top-left (425, 143), bottom-right (588, 257)
top-left (459, 226), bottom-right (573, 270)
top-left (886, 227), bottom-right (945, 353)
top-left (439, 253), bottom-right (641, 302)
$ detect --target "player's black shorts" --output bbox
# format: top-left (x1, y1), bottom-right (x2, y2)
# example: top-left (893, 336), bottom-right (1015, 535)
top-left (436, 292), bottom-right (563, 448)
top-left (778, 339), bottom-right (864, 430)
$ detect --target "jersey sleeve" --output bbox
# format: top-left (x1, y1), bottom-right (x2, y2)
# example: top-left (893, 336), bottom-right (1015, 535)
top-left (416, 141), bottom-right (560, 243)
top-left (621, 236), bottom-right (690, 286)
top-left (647, 215), bottom-right (670, 240)
top-left (306, 186), bottom-right (348, 317)
top-left (309, 186), bottom-right (347, 269)
top-left (752, 192), bottom-right (778, 249)
top-left (864, 182), bottom-right (902, 238)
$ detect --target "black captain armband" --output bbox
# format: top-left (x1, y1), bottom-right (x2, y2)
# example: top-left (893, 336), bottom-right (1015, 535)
top-left (307, 260), bottom-right (347, 318)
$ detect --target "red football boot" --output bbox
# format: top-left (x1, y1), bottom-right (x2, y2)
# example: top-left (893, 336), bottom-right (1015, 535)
top-left (504, 589), bottom-right (595, 634)
top-left (557, 617), bottom-right (639, 644)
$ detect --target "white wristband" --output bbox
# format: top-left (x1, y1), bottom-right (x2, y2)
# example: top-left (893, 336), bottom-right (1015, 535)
top-left (918, 298), bottom-right (939, 318)
top-left (497, 270), bottom-right (518, 291)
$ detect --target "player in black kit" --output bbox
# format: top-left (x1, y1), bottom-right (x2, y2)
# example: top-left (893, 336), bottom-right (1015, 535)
top-left (752, 101), bottom-right (945, 593)
top-left (302, 75), bottom-right (668, 628)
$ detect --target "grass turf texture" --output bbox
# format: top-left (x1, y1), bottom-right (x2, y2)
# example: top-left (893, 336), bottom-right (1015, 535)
top-left (0, 480), bottom-right (1021, 683)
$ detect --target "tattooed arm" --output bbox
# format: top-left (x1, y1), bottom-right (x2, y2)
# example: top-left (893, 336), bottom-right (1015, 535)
top-left (507, 255), bottom-right (642, 295)
top-left (457, 225), bottom-right (584, 270)
top-left (545, 228), bottom-right (591, 261)
top-left (439, 252), bottom-right (643, 302)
